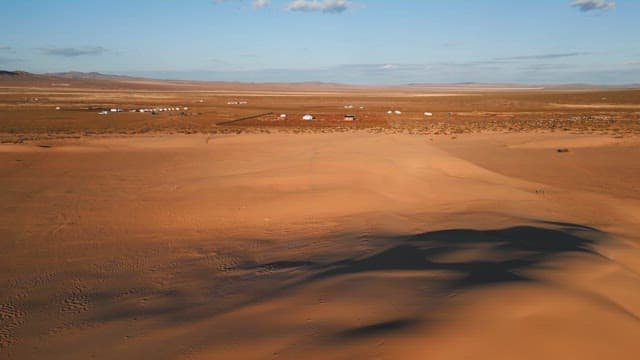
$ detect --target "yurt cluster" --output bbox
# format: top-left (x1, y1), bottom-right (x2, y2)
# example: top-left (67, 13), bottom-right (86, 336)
top-left (98, 106), bottom-right (188, 115)
top-left (290, 104), bottom-right (435, 122)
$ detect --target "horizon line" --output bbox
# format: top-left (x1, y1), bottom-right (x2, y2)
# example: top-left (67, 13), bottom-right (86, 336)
top-left (2, 69), bottom-right (640, 89)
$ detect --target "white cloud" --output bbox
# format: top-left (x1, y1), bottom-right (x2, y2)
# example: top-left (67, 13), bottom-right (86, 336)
top-left (252, 0), bottom-right (269, 8)
top-left (571, 0), bottom-right (615, 12)
top-left (39, 46), bottom-right (107, 57)
top-left (494, 52), bottom-right (591, 61)
top-left (0, 56), bottom-right (23, 65)
top-left (381, 64), bottom-right (398, 70)
top-left (286, 0), bottom-right (350, 13)
top-left (213, 0), bottom-right (270, 9)
top-left (213, 0), bottom-right (352, 12)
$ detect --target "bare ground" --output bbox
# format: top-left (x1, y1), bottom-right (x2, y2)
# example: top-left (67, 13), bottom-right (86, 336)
top-left (1, 76), bottom-right (640, 359)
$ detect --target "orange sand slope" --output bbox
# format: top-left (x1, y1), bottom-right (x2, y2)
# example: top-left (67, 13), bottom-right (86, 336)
top-left (1, 132), bottom-right (640, 359)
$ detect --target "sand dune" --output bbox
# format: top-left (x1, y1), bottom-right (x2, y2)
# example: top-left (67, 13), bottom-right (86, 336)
top-left (1, 132), bottom-right (640, 359)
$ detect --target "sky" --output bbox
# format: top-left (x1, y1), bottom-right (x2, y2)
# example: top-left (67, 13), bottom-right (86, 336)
top-left (1, 0), bottom-right (639, 84)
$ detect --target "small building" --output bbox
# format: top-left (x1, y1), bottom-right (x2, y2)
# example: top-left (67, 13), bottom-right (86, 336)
top-left (343, 114), bottom-right (356, 121)
top-left (279, 114), bottom-right (287, 119)
top-left (55, 106), bottom-right (61, 110)
top-left (394, 110), bottom-right (402, 115)
top-left (424, 112), bottom-right (433, 117)
top-left (302, 114), bottom-right (315, 121)
top-left (98, 110), bottom-right (109, 115)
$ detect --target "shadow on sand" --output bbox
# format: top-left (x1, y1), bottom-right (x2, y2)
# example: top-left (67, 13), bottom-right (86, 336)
top-left (308, 223), bottom-right (601, 290)
top-left (248, 222), bottom-right (607, 340)
top-left (67, 222), bottom-right (608, 336)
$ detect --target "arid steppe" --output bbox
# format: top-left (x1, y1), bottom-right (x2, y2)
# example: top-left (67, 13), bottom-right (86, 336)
top-left (1, 74), bottom-right (640, 359)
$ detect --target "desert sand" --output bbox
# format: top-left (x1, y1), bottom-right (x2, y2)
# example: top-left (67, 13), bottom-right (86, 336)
top-left (1, 132), bottom-right (640, 359)
top-left (1, 74), bottom-right (640, 359)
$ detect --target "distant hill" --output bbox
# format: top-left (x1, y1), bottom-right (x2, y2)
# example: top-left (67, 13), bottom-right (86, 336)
top-left (0, 70), bottom-right (175, 91)
top-left (406, 82), bottom-right (541, 89)
top-left (46, 71), bottom-right (140, 81)
top-left (0, 70), bottom-right (33, 77)
top-left (406, 81), bottom-right (640, 90)
top-left (1, 70), bottom-right (639, 91)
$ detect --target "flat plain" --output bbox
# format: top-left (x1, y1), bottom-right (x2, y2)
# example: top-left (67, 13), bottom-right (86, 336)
top-left (1, 72), bottom-right (640, 359)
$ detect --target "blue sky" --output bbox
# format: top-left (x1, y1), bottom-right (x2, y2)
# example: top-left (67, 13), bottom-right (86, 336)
top-left (1, 0), bottom-right (639, 84)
